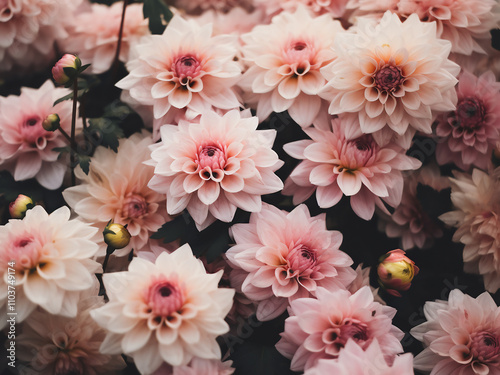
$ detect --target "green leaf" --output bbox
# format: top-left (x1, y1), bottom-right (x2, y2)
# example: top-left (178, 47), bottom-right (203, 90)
top-left (143, 0), bottom-right (173, 35)
top-left (151, 214), bottom-right (190, 243)
top-left (84, 118), bottom-right (124, 153)
top-left (76, 153), bottom-right (91, 174)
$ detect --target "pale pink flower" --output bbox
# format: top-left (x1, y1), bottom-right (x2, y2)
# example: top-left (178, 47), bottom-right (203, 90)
top-left (147, 109), bottom-right (284, 230)
top-left (153, 358), bottom-right (235, 375)
top-left (17, 285), bottom-right (126, 375)
top-left (282, 115), bottom-right (421, 220)
top-left (440, 168), bottom-right (500, 293)
top-left (435, 70), bottom-right (500, 171)
top-left (0, 205), bottom-right (101, 328)
top-left (63, 132), bottom-right (172, 258)
top-left (377, 164), bottom-right (447, 250)
top-left (61, 2), bottom-right (149, 74)
top-left (226, 203), bottom-right (356, 321)
top-left (411, 289), bottom-right (500, 374)
top-left (347, 0), bottom-right (500, 56)
top-left (254, 0), bottom-right (350, 18)
top-left (239, 6), bottom-right (344, 127)
top-left (396, 0), bottom-right (500, 56)
top-left (276, 286), bottom-right (404, 372)
top-left (320, 11), bottom-right (460, 148)
top-left (116, 15), bottom-right (242, 132)
top-left (0, 80), bottom-right (81, 190)
top-left (0, 0), bottom-right (82, 73)
top-left (304, 339), bottom-right (414, 375)
top-left (90, 244), bottom-right (235, 374)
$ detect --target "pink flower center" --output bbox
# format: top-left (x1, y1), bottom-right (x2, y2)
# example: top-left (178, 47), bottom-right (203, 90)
top-left (283, 40), bottom-right (314, 75)
top-left (173, 55), bottom-right (201, 84)
top-left (471, 331), bottom-right (500, 363)
top-left (196, 144), bottom-right (227, 180)
top-left (6, 234), bottom-right (43, 272)
top-left (288, 244), bottom-right (317, 276)
top-left (20, 115), bottom-right (50, 147)
top-left (145, 279), bottom-right (184, 318)
top-left (339, 135), bottom-right (377, 171)
top-left (375, 65), bottom-right (404, 92)
top-left (123, 193), bottom-right (148, 219)
top-left (454, 97), bottom-right (486, 131)
top-left (323, 318), bottom-right (369, 355)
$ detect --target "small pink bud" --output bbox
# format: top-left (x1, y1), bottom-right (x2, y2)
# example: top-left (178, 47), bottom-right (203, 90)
top-left (52, 54), bottom-right (81, 85)
top-left (377, 249), bottom-right (419, 297)
top-left (42, 113), bottom-right (60, 132)
top-left (9, 194), bottom-right (34, 219)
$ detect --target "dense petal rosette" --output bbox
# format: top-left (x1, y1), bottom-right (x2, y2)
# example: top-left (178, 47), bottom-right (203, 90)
top-left (276, 286), bottom-right (404, 372)
top-left (17, 286), bottom-right (126, 375)
top-left (0, 206), bottom-right (101, 327)
top-left (411, 289), bottom-right (500, 374)
top-left (226, 203), bottom-right (357, 321)
top-left (440, 168), bottom-right (500, 293)
top-left (90, 245), bottom-right (235, 375)
top-left (283, 115), bottom-right (421, 220)
top-left (239, 6), bottom-right (344, 127)
top-left (116, 15), bottom-right (242, 138)
top-left (0, 0), bottom-right (81, 73)
top-left (320, 11), bottom-right (460, 147)
top-left (0, 80), bottom-right (81, 190)
top-left (63, 132), bottom-right (172, 257)
top-left (435, 70), bottom-right (500, 170)
top-left (61, 2), bottom-right (149, 74)
top-left (147, 109), bottom-right (284, 230)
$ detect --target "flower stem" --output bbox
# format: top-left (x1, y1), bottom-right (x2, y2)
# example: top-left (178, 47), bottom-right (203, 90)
top-left (111, 0), bottom-right (128, 79)
top-left (57, 127), bottom-right (72, 143)
top-left (70, 79), bottom-right (78, 186)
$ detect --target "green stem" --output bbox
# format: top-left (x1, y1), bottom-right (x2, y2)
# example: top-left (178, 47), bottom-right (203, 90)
top-left (111, 0), bottom-right (129, 80)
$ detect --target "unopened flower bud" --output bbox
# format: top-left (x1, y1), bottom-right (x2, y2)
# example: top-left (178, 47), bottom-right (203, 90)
top-left (103, 220), bottom-right (131, 250)
top-left (42, 113), bottom-right (60, 132)
top-left (52, 54), bottom-right (82, 85)
top-left (9, 194), bottom-right (34, 219)
top-left (377, 249), bottom-right (419, 297)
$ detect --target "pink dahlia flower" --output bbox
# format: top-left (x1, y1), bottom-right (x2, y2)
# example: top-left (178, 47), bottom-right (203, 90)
top-left (377, 164), bottom-right (447, 250)
top-left (63, 132), bottom-right (171, 257)
top-left (411, 289), bottom-right (500, 374)
top-left (225, 203), bottom-right (356, 321)
top-left (90, 244), bottom-right (235, 374)
top-left (282, 115), bottom-right (421, 220)
top-left (347, 0), bottom-right (500, 56)
top-left (440, 168), bottom-right (500, 293)
top-left (239, 6), bottom-right (344, 127)
top-left (0, 206), bottom-right (101, 328)
top-left (276, 286), bottom-right (404, 372)
top-left (0, 0), bottom-right (81, 73)
top-left (147, 110), bottom-right (284, 230)
top-left (0, 80), bottom-right (81, 190)
top-left (153, 358), bottom-right (235, 375)
top-left (254, 0), bottom-right (350, 18)
top-left (320, 11), bottom-right (460, 148)
top-left (116, 15), bottom-right (242, 132)
top-left (435, 70), bottom-right (500, 171)
top-left (61, 2), bottom-right (149, 74)
top-left (17, 285), bottom-right (126, 375)
top-left (304, 339), bottom-right (414, 375)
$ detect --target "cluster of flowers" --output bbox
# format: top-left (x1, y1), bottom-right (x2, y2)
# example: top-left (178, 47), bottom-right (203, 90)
top-left (1, 0), bottom-right (500, 374)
